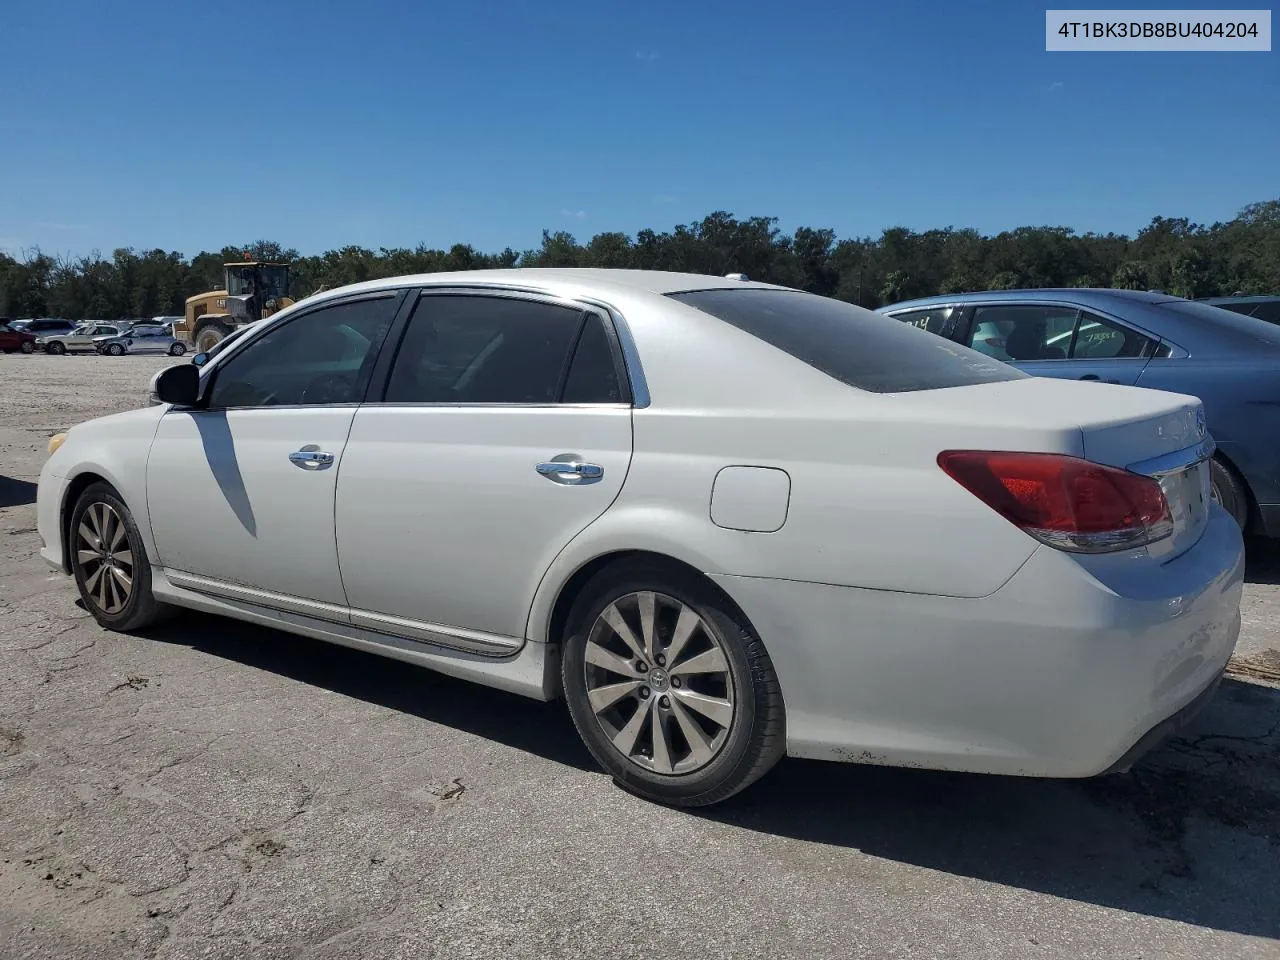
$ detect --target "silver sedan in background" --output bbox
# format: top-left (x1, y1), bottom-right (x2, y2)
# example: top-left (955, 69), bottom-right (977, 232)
top-left (38, 323), bottom-right (127, 354)
top-left (96, 326), bottom-right (188, 357)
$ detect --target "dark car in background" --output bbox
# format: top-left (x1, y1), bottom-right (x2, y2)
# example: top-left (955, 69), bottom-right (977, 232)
top-left (0, 320), bottom-right (38, 353)
top-left (1196, 295), bottom-right (1280, 325)
top-left (14, 318), bottom-right (77, 337)
top-left (879, 289), bottom-right (1280, 537)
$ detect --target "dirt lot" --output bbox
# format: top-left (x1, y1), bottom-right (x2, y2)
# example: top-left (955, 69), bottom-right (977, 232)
top-left (2, 352), bottom-right (1279, 960)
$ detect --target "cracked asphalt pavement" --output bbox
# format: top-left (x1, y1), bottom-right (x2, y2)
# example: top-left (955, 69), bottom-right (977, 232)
top-left (2, 353), bottom-right (1279, 959)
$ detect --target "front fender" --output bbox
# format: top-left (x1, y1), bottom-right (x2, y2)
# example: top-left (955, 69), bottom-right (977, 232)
top-left (44, 408), bottom-right (167, 566)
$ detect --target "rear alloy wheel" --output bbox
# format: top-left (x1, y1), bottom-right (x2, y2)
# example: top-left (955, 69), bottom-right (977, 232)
top-left (20, 341), bottom-right (34, 354)
top-left (561, 562), bottom-right (785, 807)
top-left (1209, 456), bottom-right (1249, 530)
top-left (168, 342), bottom-right (187, 356)
top-left (47, 341), bottom-right (66, 355)
top-left (104, 342), bottom-right (125, 356)
top-left (70, 482), bottom-right (168, 631)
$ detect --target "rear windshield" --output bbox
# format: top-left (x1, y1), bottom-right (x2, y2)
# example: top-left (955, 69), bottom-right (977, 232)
top-left (668, 288), bottom-right (1025, 394)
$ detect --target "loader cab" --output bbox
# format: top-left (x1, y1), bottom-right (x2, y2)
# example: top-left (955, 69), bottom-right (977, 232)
top-left (225, 262), bottom-right (291, 308)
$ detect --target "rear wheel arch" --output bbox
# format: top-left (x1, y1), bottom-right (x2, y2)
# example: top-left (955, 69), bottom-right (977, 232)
top-left (544, 549), bottom-right (761, 675)
top-left (1210, 450), bottom-right (1255, 531)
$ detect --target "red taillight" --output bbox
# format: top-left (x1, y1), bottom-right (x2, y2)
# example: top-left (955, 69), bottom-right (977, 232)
top-left (937, 450), bottom-right (1173, 553)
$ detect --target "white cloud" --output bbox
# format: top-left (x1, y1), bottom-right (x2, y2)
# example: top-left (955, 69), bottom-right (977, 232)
top-left (560, 209), bottom-right (587, 220)
top-left (634, 49), bottom-right (660, 61)
top-left (652, 193), bottom-right (677, 204)
top-left (1048, 81), bottom-right (1065, 91)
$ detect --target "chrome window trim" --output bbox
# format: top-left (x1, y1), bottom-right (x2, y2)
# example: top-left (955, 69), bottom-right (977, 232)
top-left (194, 281), bottom-right (652, 410)
top-left (380, 284), bottom-right (649, 409)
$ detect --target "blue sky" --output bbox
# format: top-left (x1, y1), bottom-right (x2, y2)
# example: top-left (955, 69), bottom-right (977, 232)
top-left (1, 0), bottom-right (1276, 258)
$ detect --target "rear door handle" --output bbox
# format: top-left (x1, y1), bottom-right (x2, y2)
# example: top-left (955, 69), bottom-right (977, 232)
top-left (1079, 374), bottom-right (1100, 380)
top-left (289, 450), bottom-right (335, 470)
top-left (536, 458), bottom-right (604, 485)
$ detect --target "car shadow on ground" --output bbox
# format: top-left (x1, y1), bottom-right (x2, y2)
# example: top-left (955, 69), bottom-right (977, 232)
top-left (0, 476), bottom-right (38, 508)
top-left (139, 612), bottom-right (1280, 940)
top-left (1246, 536), bottom-right (1280, 585)
top-left (142, 613), bottom-right (593, 771)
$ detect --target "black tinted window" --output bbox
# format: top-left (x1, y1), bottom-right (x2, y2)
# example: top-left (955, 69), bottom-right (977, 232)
top-left (206, 296), bottom-right (397, 408)
top-left (1253, 302), bottom-right (1280, 325)
top-left (385, 295), bottom-right (583, 404)
top-left (669, 289), bottom-right (1022, 394)
top-left (562, 315), bottom-right (624, 403)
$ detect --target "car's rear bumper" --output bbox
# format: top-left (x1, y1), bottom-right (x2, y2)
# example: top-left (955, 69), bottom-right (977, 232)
top-left (712, 505), bottom-right (1245, 777)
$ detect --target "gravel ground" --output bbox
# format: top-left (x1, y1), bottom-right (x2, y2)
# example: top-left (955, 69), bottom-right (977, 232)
top-left (1, 352), bottom-right (1278, 960)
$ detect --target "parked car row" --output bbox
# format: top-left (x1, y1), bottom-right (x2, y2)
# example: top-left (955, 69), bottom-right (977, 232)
top-left (1, 321), bottom-right (188, 356)
top-left (37, 269), bottom-right (1247, 808)
top-left (878, 288), bottom-right (1280, 538)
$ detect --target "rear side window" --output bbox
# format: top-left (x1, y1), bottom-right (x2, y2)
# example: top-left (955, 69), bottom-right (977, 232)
top-left (562, 314), bottom-right (625, 403)
top-left (1072, 311), bottom-right (1156, 359)
top-left (889, 306), bottom-right (959, 338)
top-left (668, 289), bottom-right (1022, 394)
top-left (385, 295), bottom-right (586, 404)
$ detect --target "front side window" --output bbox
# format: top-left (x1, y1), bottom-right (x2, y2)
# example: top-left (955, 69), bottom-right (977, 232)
top-left (968, 305), bottom-right (1079, 361)
top-left (205, 296), bottom-right (398, 408)
top-left (384, 295), bottom-right (589, 404)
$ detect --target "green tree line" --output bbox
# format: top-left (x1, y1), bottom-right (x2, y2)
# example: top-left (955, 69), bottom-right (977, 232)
top-left (2, 200), bottom-right (1276, 321)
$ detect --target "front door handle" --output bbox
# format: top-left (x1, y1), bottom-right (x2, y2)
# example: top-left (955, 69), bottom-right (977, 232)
top-left (1079, 374), bottom-right (1100, 381)
top-left (289, 449), bottom-right (335, 470)
top-left (536, 457), bottom-right (604, 485)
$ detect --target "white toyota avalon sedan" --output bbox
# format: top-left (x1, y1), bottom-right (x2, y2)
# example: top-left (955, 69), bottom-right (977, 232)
top-left (36, 269), bottom-right (1244, 807)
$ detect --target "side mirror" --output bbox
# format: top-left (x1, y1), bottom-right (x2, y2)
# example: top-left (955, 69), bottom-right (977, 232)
top-left (153, 364), bottom-right (200, 406)
top-left (191, 352), bottom-right (209, 366)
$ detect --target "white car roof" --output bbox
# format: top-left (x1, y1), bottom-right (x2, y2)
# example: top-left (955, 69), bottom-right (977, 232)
top-left (301, 268), bottom-right (780, 305)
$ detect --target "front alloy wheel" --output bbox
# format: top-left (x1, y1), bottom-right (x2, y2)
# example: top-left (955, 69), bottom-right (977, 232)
top-left (70, 482), bottom-right (168, 631)
top-left (76, 501), bottom-right (134, 614)
top-left (562, 561), bottom-right (786, 807)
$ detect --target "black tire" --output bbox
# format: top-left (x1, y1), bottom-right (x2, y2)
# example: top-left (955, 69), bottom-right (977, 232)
top-left (69, 482), bottom-right (169, 632)
top-left (169, 342), bottom-right (187, 356)
top-left (47, 341), bottom-right (66, 355)
top-left (20, 341), bottom-right (35, 354)
top-left (1210, 456), bottom-right (1249, 529)
top-left (560, 559), bottom-right (786, 807)
top-left (193, 321), bottom-right (232, 354)
top-left (104, 343), bottom-right (125, 356)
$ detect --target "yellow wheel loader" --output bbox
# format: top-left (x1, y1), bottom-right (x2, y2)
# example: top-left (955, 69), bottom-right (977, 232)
top-left (176, 260), bottom-right (295, 354)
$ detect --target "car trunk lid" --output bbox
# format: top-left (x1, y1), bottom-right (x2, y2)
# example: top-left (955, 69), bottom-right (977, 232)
top-left (887, 377), bottom-right (1214, 559)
